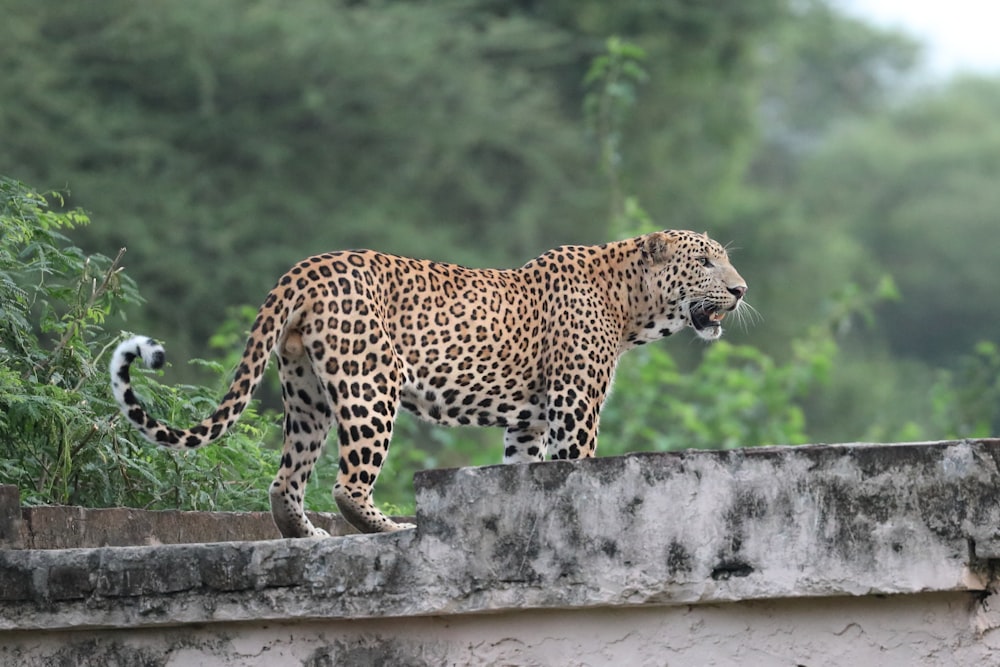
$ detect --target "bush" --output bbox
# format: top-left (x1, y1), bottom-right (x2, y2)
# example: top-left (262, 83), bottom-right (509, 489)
top-left (0, 177), bottom-right (278, 510)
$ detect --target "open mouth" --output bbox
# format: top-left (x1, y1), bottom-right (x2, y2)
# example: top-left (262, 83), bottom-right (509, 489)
top-left (690, 302), bottom-right (727, 331)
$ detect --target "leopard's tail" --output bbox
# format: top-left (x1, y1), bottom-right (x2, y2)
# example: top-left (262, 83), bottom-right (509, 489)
top-left (110, 301), bottom-right (285, 449)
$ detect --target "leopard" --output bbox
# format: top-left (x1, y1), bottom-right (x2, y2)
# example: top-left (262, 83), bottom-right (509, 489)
top-left (110, 229), bottom-right (747, 536)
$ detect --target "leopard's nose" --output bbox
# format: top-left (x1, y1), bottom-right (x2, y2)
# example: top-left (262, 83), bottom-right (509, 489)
top-left (727, 285), bottom-right (747, 299)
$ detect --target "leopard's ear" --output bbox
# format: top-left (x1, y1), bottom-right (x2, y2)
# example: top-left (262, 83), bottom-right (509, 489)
top-left (641, 231), bottom-right (674, 264)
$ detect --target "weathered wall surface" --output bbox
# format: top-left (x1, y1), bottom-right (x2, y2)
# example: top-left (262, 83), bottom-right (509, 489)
top-left (1, 439), bottom-right (999, 666)
top-left (2, 593), bottom-right (997, 667)
top-left (6, 504), bottom-right (376, 549)
top-left (0, 487), bottom-right (405, 549)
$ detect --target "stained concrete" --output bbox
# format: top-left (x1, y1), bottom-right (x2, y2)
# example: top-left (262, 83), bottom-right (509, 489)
top-left (1, 593), bottom-right (996, 667)
top-left (9, 504), bottom-right (369, 549)
top-left (2, 439), bottom-right (1000, 665)
top-left (2, 490), bottom-right (413, 550)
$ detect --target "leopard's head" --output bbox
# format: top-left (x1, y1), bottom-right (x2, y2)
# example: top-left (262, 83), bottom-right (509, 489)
top-left (638, 230), bottom-right (748, 342)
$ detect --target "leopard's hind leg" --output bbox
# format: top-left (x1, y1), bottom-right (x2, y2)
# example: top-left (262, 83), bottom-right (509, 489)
top-left (268, 333), bottom-right (334, 538)
top-left (317, 335), bottom-right (413, 534)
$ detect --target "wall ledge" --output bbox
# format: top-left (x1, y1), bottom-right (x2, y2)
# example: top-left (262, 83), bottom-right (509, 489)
top-left (1, 439), bottom-right (999, 631)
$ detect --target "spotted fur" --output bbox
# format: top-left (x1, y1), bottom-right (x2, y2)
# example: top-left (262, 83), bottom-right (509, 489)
top-left (110, 230), bottom-right (747, 535)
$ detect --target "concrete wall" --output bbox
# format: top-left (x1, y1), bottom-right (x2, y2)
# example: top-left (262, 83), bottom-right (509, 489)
top-left (2, 439), bottom-right (1000, 666)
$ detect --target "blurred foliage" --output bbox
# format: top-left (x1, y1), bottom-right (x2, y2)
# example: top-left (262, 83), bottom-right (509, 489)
top-left (1, 0), bottom-right (999, 513)
top-left (583, 35), bottom-right (648, 231)
top-left (931, 342), bottom-right (1000, 438)
top-left (797, 76), bottom-right (1000, 363)
top-left (602, 339), bottom-right (820, 452)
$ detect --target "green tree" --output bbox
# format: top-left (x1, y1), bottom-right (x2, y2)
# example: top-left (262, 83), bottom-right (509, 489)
top-left (796, 76), bottom-right (1000, 365)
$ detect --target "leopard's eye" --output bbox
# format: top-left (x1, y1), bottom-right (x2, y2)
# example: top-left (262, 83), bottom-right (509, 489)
top-left (698, 257), bottom-right (712, 268)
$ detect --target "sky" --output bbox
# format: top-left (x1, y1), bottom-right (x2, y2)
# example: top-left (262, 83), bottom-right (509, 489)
top-left (845, 0), bottom-right (1000, 76)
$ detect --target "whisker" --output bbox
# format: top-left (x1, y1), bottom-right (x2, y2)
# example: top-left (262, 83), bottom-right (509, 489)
top-left (731, 300), bottom-right (762, 330)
